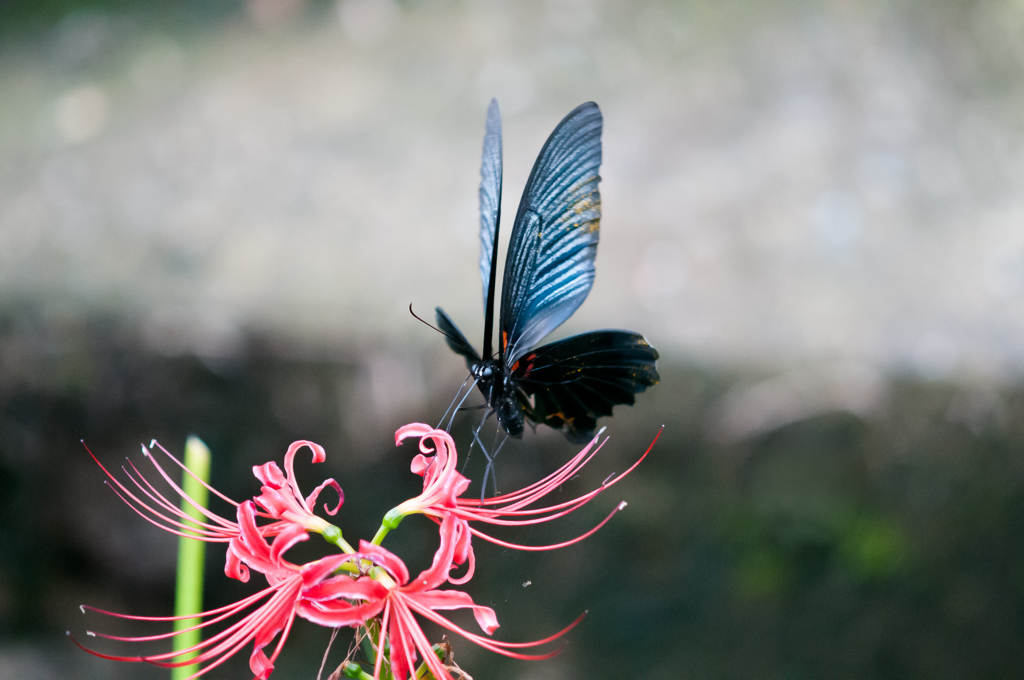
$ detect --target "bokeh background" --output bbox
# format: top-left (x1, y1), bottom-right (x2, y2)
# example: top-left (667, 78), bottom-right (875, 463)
top-left (2, 0), bottom-right (1024, 677)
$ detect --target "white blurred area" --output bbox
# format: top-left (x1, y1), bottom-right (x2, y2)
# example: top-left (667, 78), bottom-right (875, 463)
top-left (1, 0), bottom-right (1024, 384)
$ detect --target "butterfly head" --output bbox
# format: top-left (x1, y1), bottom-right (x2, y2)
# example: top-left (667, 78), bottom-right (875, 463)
top-left (470, 358), bottom-right (525, 438)
top-left (472, 358), bottom-right (504, 401)
top-left (471, 362), bottom-right (495, 380)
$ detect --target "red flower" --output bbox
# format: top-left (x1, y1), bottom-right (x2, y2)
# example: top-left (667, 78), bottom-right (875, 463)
top-left (391, 423), bottom-right (470, 517)
top-left (84, 439), bottom-right (345, 579)
top-left (251, 439), bottom-right (344, 537)
top-left (76, 425), bottom-right (657, 680)
top-left (300, 514), bottom-right (582, 680)
top-left (393, 423), bottom-right (661, 553)
top-left (74, 501), bottom-right (367, 679)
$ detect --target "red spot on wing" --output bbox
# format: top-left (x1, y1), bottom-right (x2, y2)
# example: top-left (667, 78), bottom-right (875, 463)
top-left (515, 353), bottom-right (537, 377)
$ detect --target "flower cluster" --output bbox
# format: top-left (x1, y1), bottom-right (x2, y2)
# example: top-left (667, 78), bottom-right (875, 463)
top-left (74, 425), bottom-right (659, 679)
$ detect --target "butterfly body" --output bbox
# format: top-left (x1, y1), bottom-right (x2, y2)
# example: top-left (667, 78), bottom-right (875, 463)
top-left (479, 358), bottom-right (525, 437)
top-left (436, 310), bottom-right (528, 437)
top-left (437, 99), bottom-right (659, 442)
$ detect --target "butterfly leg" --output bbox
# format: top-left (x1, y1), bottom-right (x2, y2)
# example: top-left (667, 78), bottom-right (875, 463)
top-left (438, 374), bottom-right (477, 432)
top-left (479, 429), bottom-right (509, 500)
top-left (464, 407), bottom-right (492, 475)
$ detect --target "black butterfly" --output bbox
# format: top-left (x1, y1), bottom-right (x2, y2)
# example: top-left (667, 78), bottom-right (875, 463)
top-left (436, 99), bottom-right (659, 443)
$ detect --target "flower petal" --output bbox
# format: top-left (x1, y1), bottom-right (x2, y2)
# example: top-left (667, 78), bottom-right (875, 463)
top-left (408, 589), bottom-right (499, 634)
top-left (355, 541), bottom-right (410, 586)
top-left (408, 514), bottom-right (460, 591)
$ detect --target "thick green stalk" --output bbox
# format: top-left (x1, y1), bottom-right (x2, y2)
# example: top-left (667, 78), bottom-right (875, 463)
top-left (170, 435), bottom-right (211, 680)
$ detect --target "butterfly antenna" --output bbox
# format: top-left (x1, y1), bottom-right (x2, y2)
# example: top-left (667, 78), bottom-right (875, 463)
top-left (408, 304), bottom-right (470, 348)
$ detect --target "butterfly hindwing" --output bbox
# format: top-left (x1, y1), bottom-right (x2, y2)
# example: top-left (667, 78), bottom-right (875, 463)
top-left (500, 102), bottom-right (603, 361)
top-left (436, 307), bottom-right (480, 371)
top-left (511, 329), bottom-right (660, 440)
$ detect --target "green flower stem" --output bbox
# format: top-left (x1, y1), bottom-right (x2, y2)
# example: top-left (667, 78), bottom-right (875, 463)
top-left (320, 523), bottom-right (355, 554)
top-left (342, 662), bottom-right (377, 679)
top-left (370, 524), bottom-right (390, 546)
top-left (413, 643), bottom-right (451, 679)
top-left (371, 508), bottom-right (407, 545)
top-left (357, 619), bottom-right (397, 679)
top-left (171, 435), bottom-right (211, 680)
top-left (361, 620), bottom-right (381, 664)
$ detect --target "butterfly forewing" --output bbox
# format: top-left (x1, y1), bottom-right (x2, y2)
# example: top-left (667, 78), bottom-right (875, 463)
top-left (434, 100), bottom-right (659, 442)
top-left (511, 330), bottom-right (660, 440)
top-left (478, 100), bottom-right (503, 361)
top-left (500, 102), bottom-right (603, 362)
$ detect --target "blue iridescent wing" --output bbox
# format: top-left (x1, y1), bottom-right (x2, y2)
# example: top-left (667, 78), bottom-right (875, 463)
top-left (511, 329), bottom-right (659, 441)
top-left (478, 99), bottom-right (503, 360)
top-left (499, 102), bottom-right (602, 362)
top-left (478, 99), bottom-right (503, 312)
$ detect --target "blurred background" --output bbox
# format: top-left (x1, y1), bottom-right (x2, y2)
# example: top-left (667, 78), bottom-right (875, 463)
top-left (2, 0), bottom-right (1024, 677)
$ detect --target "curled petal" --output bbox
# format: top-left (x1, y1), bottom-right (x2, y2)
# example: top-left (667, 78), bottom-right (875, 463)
top-left (411, 589), bottom-right (499, 634)
top-left (250, 649), bottom-right (274, 680)
top-left (282, 438), bottom-right (325, 501)
top-left (297, 594), bottom-right (385, 628)
top-left (305, 478), bottom-right (343, 516)
top-left (284, 439), bottom-right (326, 471)
top-left (299, 554), bottom-right (356, 587)
top-left (409, 514), bottom-right (460, 592)
top-left (451, 516), bottom-right (473, 566)
top-left (225, 545), bottom-right (249, 583)
top-left (302, 574), bottom-right (389, 603)
top-left (269, 524), bottom-right (308, 566)
top-left (230, 502), bottom-right (306, 581)
top-left (253, 461), bottom-right (287, 491)
top-left (394, 422), bottom-right (439, 446)
top-left (409, 454), bottom-right (430, 476)
top-left (392, 424), bottom-right (470, 520)
top-left (447, 521), bottom-right (476, 585)
top-left (356, 541), bottom-right (411, 586)
top-left (250, 440), bottom-right (342, 535)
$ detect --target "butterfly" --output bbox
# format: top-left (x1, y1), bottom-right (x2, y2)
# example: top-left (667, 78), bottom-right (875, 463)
top-left (436, 99), bottom-right (659, 443)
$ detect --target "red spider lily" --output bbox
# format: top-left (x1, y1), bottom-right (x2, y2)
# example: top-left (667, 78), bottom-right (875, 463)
top-left (391, 423), bottom-right (471, 517)
top-left (302, 514), bottom-right (583, 680)
top-left (251, 440), bottom-right (343, 536)
top-left (392, 423), bottom-right (662, 553)
top-left (75, 425), bottom-right (653, 680)
top-left (83, 439), bottom-right (343, 566)
top-left (384, 425), bottom-right (475, 582)
top-left (75, 508), bottom-right (579, 680)
top-left (74, 501), bottom-right (374, 680)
